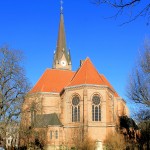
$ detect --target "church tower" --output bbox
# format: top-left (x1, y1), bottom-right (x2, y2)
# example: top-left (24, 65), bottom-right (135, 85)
top-left (53, 1), bottom-right (72, 70)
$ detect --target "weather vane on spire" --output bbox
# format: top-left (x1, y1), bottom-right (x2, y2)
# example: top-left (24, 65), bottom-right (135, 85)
top-left (60, 0), bottom-right (63, 14)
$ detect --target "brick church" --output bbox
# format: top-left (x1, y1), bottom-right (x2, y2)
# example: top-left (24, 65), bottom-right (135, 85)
top-left (22, 3), bottom-right (129, 150)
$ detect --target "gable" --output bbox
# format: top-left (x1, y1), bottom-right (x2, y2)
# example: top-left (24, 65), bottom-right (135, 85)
top-left (30, 58), bottom-right (119, 97)
top-left (67, 58), bottom-right (105, 86)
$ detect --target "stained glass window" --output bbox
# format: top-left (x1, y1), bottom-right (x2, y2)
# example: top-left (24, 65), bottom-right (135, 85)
top-left (92, 95), bottom-right (101, 121)
top-left (72, 96), bottom-right (80, 122)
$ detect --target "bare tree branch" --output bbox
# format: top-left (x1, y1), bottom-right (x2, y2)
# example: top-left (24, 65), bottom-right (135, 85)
top-left (127, 41), bottom-right (150, 107)
top-left (0, 46), bottom-right (30, 146)
top-left (92, 0), bottom-right (150, 25)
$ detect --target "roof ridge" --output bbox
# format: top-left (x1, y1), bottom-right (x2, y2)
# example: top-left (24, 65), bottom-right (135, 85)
top-left (98, 73), bottom-right (105, 83)
top-left (66, 58), bottom-right (86, 85)
top-left (67, 57), bottom-right (105, 87)
top-left (100, 74), bottom-right (119, 97)
top-left (86, 58), bottom-right (106, 85)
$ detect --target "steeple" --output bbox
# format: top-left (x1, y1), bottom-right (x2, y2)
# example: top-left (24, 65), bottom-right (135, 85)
top-left (53, 0), bottom-right (72, 70)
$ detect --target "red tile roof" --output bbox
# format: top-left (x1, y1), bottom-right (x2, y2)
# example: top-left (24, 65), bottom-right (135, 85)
top-left (30, 69), bottom-right (75, 93)
top-left (30, 58), bottom-right (119, 97)
top-left (67, 58), bottom-right (105, 86)
top-left (67, 58), bottom-right (119, 97)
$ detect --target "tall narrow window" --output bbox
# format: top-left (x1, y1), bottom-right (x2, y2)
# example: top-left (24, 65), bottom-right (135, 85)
top-left (109, 96), bottom-right (114, 122)
top-left (31, 103), bottom-right (36, 126)
top-left (72, 96), bottom-right (80, 122)
top-left (55, 130), bottom-right (58, 139)
top-left (92, 95), bottom-right (101, 121)
top-left (50, 131), bottom-right (52, 139)
top-left (8, 139), bottom-right (10, 144)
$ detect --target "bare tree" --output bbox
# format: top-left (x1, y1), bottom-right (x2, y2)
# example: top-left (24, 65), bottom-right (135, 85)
top-left (104, 132), bottom-right (126, 150)
top-left (126, 40), bottom-right (150, 149)
top-left (92, 0), bottom-right (150, 25)
top-left (19, 123), bottom-right (47, 150)
top-left (71, 126), bottom-right (95, 150)
top-left (19, 93), bottom-right (47, 149)
top-left (127, 41), bottom-right (150, 107)
top-left (0, 46), bottom-right (30, 146)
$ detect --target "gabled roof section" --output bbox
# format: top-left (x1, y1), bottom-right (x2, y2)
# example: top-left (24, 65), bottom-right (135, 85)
top-left (30, 69), bottom-right (75, 93)
top-left (67, 57), bottom-right (119, 97)
top-left (67, 58), bottom-right (105, 86)
top-left (30, 58), bottom-right (118, 97)
top-left (34, 113), bottom-right (62, 128)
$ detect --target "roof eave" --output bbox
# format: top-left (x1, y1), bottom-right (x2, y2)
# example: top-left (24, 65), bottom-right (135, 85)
top-left (65, 84), bottom-right (117, 94)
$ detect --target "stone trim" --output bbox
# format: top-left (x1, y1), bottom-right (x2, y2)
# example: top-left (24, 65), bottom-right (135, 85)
top-left (28, 92), bottom-right (60, 97)
top-left (63, 124), bottom-right (116, 128)
top-left (48, 125), bottom-right (63, 127)
top-left (117, 97), bottom-right (126, 103)
top-left (65, 84), bottom-right (116, 93)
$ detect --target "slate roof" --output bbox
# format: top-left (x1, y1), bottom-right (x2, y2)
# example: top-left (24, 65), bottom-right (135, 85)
top-left (34, 113), bottom-right (62, 128)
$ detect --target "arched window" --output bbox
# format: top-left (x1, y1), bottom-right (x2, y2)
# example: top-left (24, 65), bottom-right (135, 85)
top-left (55, 130), bottom-right (58, 139)
top-left (92, 95), bottom-right (101, 121)
top-left (72, 96), bottom-right (80, 122)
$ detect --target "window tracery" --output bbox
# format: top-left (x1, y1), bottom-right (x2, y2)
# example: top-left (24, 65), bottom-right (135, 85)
top-left (55, 130), bottom-right (58, 139)
top-left (92, 95), bottom-right (101, 121)
top-left (72, 95), bottom-right (80, 122)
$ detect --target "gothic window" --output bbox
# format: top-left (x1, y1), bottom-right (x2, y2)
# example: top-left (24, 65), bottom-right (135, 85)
top-left (109, 96), bottom-right (114, 122)
top-left (31, 103), bottom-right (36, 126)
top-left (55, 130), bottom-right (58, 139)
top-left (92, 95), bottom-right (101, 121)
top-left (72, 95), bottom-right (80, 122)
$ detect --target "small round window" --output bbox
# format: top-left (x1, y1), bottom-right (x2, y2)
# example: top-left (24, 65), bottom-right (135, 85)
top-left (72, 96), bottom-right (80, 105)
top-left (92, 95), bottom-right (100, 105)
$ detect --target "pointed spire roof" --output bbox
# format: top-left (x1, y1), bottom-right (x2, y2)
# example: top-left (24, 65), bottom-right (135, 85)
top-left (54, 4), bottom-right (70, 64)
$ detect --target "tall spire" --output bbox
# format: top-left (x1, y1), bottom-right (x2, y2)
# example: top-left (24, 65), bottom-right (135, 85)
top-left (53, 0), bottom-right (72, 70)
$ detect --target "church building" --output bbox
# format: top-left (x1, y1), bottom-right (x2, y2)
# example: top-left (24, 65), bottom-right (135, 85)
top-left (22, 3), bottom-right (129, 150)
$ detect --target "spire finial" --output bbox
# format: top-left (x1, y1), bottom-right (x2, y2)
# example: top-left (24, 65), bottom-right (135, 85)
top-left (60, 0), bottom-right (63, 14)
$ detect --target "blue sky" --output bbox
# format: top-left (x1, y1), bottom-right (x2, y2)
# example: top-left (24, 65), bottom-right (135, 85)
top-left (0, 0), bottom-right (149, 113)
